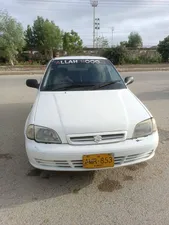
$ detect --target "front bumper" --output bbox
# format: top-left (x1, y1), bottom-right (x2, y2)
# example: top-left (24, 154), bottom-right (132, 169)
top-left (25, 131), bottom-right (159, 171)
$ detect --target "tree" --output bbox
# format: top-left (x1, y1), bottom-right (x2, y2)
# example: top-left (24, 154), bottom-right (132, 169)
top-left (157, 36), bottom-right (169, 62)
top-left (62, 30), bottom-right (83, 55)
top-left (96, 36), bottom-right (109, 49)
top-left (26, 16), bottom-right (62, 58)
top-left (44, 20), bottom-right (62, 57)
top-left (120, 41), bottom-right (128, 47)
top-left (24, 25), bottom-right (35, 51)
top-left (0, 10), bottom-right (25, 65)
top-left (127, 32), bottom-right (143, 48)
top-left (102, 45), bottom-right (128, 65)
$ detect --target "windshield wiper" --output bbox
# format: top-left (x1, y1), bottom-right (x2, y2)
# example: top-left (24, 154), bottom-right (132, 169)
top-left (93, 80), bottom-right (121, 90)
top-left (43, 81), bottom-right (121, 91)
top-left (51, 83), bottom-right (95, 91)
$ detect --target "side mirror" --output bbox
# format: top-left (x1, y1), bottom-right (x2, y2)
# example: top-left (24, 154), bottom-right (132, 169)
top-left (124, 76), bottom-right (134, 85)
top-left (26, 79), bottom-right (39, 89)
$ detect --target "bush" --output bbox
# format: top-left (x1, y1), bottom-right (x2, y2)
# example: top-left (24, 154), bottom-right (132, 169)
top-left (102, 46), bottom-right (162, 65)
top-left (102, 45), bottom-right (128, 65)
top-left (157, 36), bottom-right (169, 62)
top-left (15, 61), bottom-right (41, 66)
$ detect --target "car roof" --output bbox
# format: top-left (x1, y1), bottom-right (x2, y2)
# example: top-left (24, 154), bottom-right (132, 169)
top-left (52, 56), bottom-right (107, 60)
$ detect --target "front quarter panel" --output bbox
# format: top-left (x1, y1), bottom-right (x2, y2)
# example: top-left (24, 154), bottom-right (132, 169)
top-left (24, 61), bottom-right (49, 135)
top-left (24, 93), bottom-right (40, 136)
top-left (120, 89), bottom-right (152, 138)
top-left (128, 89), bottom-right (153, 118)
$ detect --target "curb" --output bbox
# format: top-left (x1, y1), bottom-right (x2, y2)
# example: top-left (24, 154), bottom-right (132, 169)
top-left (0, 68), bottom-right (169, 75)
top-left (0, 71), bottom-right (44, 75)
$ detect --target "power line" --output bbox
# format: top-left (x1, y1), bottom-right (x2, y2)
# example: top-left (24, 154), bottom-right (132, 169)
top-left (18, 0), bottom-right (169, 3)
top-left (15, 5), bottom-right (169, 12)
top-left (19, 0), bottom-right (169, 2)
top-left (18, 0), bottom-right (169, 6)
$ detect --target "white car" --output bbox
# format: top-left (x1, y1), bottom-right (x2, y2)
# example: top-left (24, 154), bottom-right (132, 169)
top-left (24, 56), bottom-right (159, 171)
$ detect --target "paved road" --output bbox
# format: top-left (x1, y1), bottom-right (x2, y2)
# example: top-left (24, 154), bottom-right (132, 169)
top-left (0, 72), bottom-right (169, 225)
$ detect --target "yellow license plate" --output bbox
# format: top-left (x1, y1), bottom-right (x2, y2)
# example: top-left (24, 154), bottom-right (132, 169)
top-left (83, 153), bottom-right (114, 169)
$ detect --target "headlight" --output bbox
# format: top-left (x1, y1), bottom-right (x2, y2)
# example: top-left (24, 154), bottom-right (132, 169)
top-left (26, 125), bottom-right (62, 144)
top-left (26, 124), bottom-right (35, 140)
top-left (132, 118), bottom-right (157, 139)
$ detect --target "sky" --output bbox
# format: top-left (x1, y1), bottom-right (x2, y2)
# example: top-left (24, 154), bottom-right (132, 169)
top-left (1, 0), bottom-right (169, 47)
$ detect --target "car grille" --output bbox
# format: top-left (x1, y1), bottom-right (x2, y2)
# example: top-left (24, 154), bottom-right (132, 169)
top-left (35, 150), bottom-right (154, 169)
top-left (67, 132), bottom-right (127, 145)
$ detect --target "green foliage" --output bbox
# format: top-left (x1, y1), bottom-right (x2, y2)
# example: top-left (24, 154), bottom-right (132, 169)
top-left (24, 25), bottom-right (35, 50)
top-left (157, 36), bottom-right (169, 62)
top-left (120, 41), bottom-right (128, 47)
top-left (127, 32), bottom-right (143, 48)
top-left (32, 16), bottom-right (45, 51)
top-left (42, 19), bottom-right (62, 51)
top-left (102, 45), bottom-right (128, 65)
top-left (0, 10), bottom-right (25, 65)
top-left (120, 32), bottom-right (143, 48)
top-left (62, 30), bottom-right (83, 55)
top-left (102, 46), bottom-right (161, 65)
top-left (125, 55), bottom-right (161, 64)
top-left (96, 36), bottom-right (109, 49)
top-left (25, 16), bottom-right (62, 58)
top-left (16, 61), bottom-right (41, 66)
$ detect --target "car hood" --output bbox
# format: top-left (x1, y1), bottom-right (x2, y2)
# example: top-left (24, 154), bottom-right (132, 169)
top-left (33, 89), bottom-right (151, 139)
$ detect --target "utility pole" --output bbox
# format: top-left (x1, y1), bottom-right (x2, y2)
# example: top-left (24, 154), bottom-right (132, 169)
top-left (90, 0), bottom-right (98, 48)
top-left (95, 18), bottom-right (100, 48)
top-left (112, 27), bottom-right (114, 46)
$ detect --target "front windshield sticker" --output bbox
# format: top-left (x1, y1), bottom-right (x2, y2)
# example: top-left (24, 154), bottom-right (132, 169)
top-left (81, 59), bottom-right (101, 64)
top-left (55, 59), bottom-right (101, 64)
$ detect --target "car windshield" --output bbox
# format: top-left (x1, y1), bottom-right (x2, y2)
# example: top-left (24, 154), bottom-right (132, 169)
top-left (40, 58), bottom-right (126, 91)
